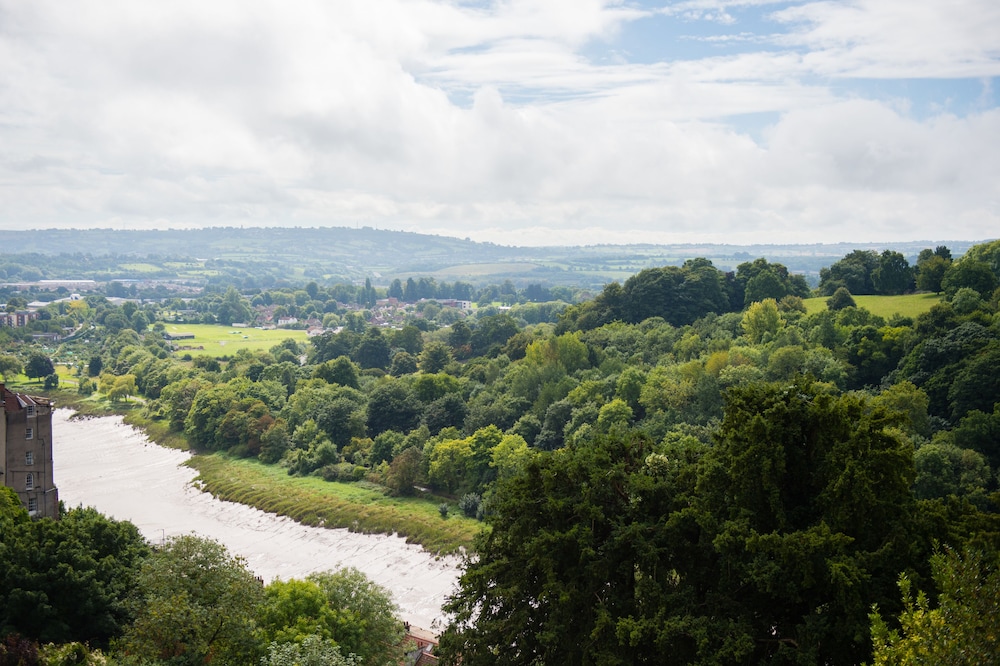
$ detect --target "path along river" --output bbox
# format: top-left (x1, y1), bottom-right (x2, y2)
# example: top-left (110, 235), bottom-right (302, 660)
top-left (51, 409), bottom-right (461, 630)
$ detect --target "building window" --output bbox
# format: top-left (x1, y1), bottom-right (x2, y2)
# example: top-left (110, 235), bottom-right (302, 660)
top-left (26, 404), bottom-right (35, 417)
top-left (28, 497), bottom-right (38, 514)
top-left (25, 473), bottom-right (34, 491)
top-left (25, 427), bottom-right (33, 440)
top-left (25, 451), bottom-right (34, 466)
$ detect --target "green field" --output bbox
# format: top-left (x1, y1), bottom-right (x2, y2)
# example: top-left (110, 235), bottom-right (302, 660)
top-left (188, 454), bottom-right (480, 554)
top-left (118, 263), bottom-right (163, 273)
top-left (803, 293), bottom-right (942, 319)
top-left (430, 262), bottom-right (542, 277)
top-left (163, 324), bottom-right (310, 358)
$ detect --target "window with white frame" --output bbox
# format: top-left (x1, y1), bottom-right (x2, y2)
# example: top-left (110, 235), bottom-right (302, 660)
top-left (25, 427), bottom-right (33, 440)
top-left (25, 451), bottom-right (33, 466)
top-left (28, 497), bottom-right (38, 514)
top-left (25, 473), bottom-right (34, 491)
top-left (26, 405), bottom-right (35, 417)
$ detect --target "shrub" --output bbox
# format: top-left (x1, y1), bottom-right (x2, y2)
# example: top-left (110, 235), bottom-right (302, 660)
top-left (458, 493), bottom-right (481, 519)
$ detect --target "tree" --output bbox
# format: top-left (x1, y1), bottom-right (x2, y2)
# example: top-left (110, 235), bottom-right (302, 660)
top-left (353, 328), bottom-right (391, 370)
top-left (819, 249), bottom-right (879, 295)
top-left (366, 381), bottom-right (421, 437)
top-left (108, 374), bottom-right (137, 403)
top-left (24, 353), bottom-right (54, 381)
top-left (116, 535), bottom-right (264, 665)
top-left (0, 500), bottom-right (150, 647)
top-left (0, 354), bottom-right (22, 380)
top-left (872, 250), bottom-right (913, 295)
top-left (216, 286), bottom-right (252, 325)
top-left (441, 380), bottom-right (930, 665)
top-left (870, 547), bottom-right (1000, 665)
top-left (389, 351), bottom-right (418, 376)
top-left (419, 341), bottom-right (452, 374)
top-left (261, 634), bottom-right (359, 666)
top-left (941, 258), bottom-right (998, 298)
top-left (313, 356), bottom-right (360, 389)
top-left (827, 286), bottom-right (856, 310)
top-left (740, 298), bottom-right (783, 343)
top-left (915, 254), bottom-right (949, 293)
top-left (306, 568), bottom-right (405, 666)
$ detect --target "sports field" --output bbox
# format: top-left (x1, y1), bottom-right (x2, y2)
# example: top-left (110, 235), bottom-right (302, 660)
top-left (162, 323), bottom-right (310, 357)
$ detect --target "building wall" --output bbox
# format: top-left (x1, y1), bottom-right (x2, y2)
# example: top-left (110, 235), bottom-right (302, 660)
top-left (1, 385), bottom-right (59, 519)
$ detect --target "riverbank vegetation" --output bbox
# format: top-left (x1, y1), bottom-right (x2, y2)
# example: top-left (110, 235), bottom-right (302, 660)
top-left (4, 238), bottom-right (1000, 662)
top-left (189, 455), bottom-right (479, 553)
top-left (0, 489), bottom-right (410, 665)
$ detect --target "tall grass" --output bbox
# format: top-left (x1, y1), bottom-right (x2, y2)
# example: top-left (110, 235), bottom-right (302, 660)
top-left (187, 455), bottom-right (480, 555)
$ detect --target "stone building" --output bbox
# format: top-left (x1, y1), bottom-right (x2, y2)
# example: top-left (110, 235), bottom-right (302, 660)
top-left (1, 384), bottom-right (59, 519)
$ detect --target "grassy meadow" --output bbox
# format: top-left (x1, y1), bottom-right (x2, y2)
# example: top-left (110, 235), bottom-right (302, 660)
top-left (802, 292), bottom-right (942, 319)
top-left (188, 454), bottom-right (480, 554)
top-left (162, 323), bottom-right (310, 358)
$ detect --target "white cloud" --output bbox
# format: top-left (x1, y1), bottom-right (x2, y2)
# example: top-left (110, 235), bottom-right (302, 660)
top-left (0, 0), bottom-right (996, 245)
top-left (773, 0), bottom-right (1000, 78)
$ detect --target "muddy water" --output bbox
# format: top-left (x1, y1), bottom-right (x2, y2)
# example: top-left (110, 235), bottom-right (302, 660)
top-left (51, 409), bottom-right (461, 630)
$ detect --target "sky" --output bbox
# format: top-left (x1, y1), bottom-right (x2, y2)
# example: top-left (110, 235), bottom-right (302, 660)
top-left (1, 0), bottom-right (998, 247)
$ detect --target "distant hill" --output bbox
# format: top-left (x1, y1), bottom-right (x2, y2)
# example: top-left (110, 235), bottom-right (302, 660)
top-left (1, 226), bottom-right (990, 288)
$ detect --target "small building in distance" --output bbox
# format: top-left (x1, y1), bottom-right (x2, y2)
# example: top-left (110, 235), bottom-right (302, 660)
top-left (1, 384), bottom-right (59, 519)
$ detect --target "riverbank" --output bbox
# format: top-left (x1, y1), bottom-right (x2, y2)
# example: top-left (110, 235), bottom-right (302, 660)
top-left (52, 409), bottom-right (462, 629)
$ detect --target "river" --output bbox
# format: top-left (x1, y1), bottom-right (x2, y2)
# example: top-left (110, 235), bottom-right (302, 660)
top-left (51, 408), bottom-right (461, 630)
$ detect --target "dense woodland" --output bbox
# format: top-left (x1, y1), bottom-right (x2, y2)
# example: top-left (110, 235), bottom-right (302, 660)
top-left (2, 238), bottom-right (1000, 664)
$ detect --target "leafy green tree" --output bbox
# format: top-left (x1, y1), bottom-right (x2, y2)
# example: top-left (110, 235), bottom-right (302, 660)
top-left (390, 325), bottom-right (424, 355)
top-left (418, 341), bottom-right (452, 374)
top-left (819, 249), bottom-right (879, 295)
top-left (353, 328), bottom-right (391, 370)
top-left (741, 298), bottom-right (783, 343)
top-left (912, 437), bottom-right (991, 502)
top-left (872, 250), bottom-right (913, 295)
top-left (261, 634), bottom-right (359, 666)
top-left (306, 568), bottom-right (405, 666)
top-left (827, 286), bottom-right (856, 310)
top-left (216, 286), bottom-right (252, 325)
top-left (366, 381), bottom-right (421, 436)
top-left (870, 547), bottom-right (1000, 665)
top-left (312, 356), bottom-right (360, 389)
top-left (0, 498), bottom-right (150, 647)
top-left (941, 258), bottom-right (998, 298)
top-left (915, 253), bottom-right (949, 293)
top-left (385, 446), bottom-right (423, 495)
top-left (0, 354), bottom-right (21, 380)
top-left (735, 258), bottom-right (811, 307)
top-left (108, 374), bottom-right (137, 403)
top-left (116, 535), bottom-right (263, 665)
top-left (389, 351), bottom-right (418, 376)
top-left (24, 353), bottom-right (54, 381)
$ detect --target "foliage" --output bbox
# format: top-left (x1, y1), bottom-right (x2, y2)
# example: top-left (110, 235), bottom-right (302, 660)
top-left (439, 379), bottom-right (967, 665)
top-left (261, 634), bottom-right (359, 666)
top-left (869, 547), bottom-right (1000, 665)
top-left (115, 535), bottom-right (264, 665)
top-left (24, 353), bottom-right (55, 380)
top-left (827, 286), bottom-right (856, 310)
top-left (0, 501), bottom-right (150, 647)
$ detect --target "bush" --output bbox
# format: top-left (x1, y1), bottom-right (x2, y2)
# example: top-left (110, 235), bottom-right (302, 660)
top-left (43, 374), bottom-right (59, 390)
top-left (826, 287), bottom-right (856, 311)
top-left (439, 503), bottom-right (449, 519)
top-left (458, 493), bottom-right (481, 519)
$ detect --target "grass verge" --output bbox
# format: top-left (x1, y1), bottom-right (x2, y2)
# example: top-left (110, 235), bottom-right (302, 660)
top-left (187, 454), bottom-right (480, 555)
